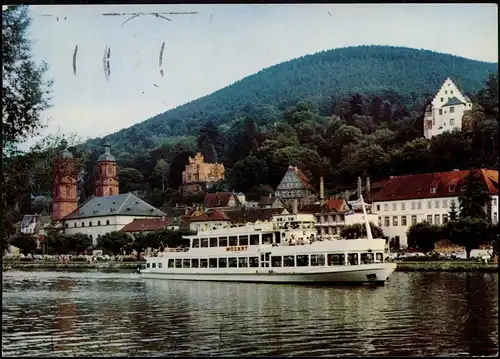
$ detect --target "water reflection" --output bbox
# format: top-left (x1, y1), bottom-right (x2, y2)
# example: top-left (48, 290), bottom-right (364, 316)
top-left (2, 271), bottom-right (498, 356)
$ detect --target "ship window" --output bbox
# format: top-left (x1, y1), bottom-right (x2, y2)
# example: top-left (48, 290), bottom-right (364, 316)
top-left (328, 254), bottom-right (344, 266)
top-left (348, 253), bottom-right (359, 265)
top-left (219, 237), bottom-right (227, 247)
top-left (249, 257), bottom-right (259, 267)
top-left (168, 259), bottom-right (174, 268)
top-left (376, 253), bottom-right (384, 263)
top-left (192, 238), bottom-right (200, 248)
top-left (200, 259), bottom-right (208, 268)
top-left (228, 236), bottom-right (237, 247)
top-left (228, 257), bottom-right (237, 268)
top-left (271, 256), bottom-right (282, 267)
top-left (152, 263), bottom-right (156, 268)
top-left (158, 263), bottom-right (162, 268)
top-left (361, 253), bottom-right (374, 264)
top-left (238, 235), bottom-right (249, 246)
top-left (175, 259), bottom-right (182, 268)
top-left (296, 255), bottom-right (309, 267)
top-left (311, 254), bottom-right (325, 266)
top-left (209, 258), bottom-right (217, 268)
top-left (250, 234), bottom-right (260, 245)
top-left (201, 238), bottom-right (208, 248)
top-left (218, 258), bottom-right (227, 268)
top-left (191, 258), bottom-right (199, 268)
top-left (238, 257), bottom-right (248, 268)
top-left (209, 238), bottom-right (218, 247)
top-left (183, 259), bottom-right (191, 268)
top-left (262, 233), bottom-right (273, 244)
top-left (147, 263), bottom-right (150, 268)
top-left (283, 255), bottom-right (295, 267)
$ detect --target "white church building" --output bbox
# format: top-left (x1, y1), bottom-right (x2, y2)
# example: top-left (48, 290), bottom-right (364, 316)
top-left (423, 77), bottom-right (473, 139)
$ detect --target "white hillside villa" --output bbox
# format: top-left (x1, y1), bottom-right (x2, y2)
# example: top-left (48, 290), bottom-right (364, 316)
top-left (423, 77), bottom-right (473, 139)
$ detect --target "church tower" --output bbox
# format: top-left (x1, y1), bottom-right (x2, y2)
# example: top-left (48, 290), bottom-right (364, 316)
top-left (95, 144), bottom-right (119, 197)
top-left (52, 140), bottom-right (78, 221)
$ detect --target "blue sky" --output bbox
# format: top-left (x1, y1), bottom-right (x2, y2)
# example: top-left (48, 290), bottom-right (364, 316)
top-left (23, 3), bottom-right (498, 149)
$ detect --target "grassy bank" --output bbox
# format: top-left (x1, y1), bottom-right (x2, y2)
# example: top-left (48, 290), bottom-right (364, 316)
top-left (395, 261), bottom-right (498, 273)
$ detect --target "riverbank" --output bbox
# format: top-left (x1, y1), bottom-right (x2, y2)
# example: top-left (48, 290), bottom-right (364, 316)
top-left (3, 260), bottom-right (142, 271)
top-left (395, 261), bottom-right (498, 273)
top-left (3, 260), bottom-right (498, 273)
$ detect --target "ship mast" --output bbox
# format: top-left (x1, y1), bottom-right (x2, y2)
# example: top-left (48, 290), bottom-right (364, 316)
top-left (360, 194), bottom-right (373, 240)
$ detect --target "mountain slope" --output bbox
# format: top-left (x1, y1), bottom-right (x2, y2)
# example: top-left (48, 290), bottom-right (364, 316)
top-left (86, 45), bottom-right (497, 156)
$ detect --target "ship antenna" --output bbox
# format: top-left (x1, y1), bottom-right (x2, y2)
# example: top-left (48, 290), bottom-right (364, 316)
top-left (360, 194), bottom-right (373, 240)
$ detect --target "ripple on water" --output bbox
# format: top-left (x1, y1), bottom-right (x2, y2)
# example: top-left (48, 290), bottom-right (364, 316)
top-left (2, 271), bottom-right (498, 356)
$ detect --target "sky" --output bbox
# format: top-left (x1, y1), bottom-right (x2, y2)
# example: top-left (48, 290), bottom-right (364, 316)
top-left (20, 3), bottom-right (498, 150)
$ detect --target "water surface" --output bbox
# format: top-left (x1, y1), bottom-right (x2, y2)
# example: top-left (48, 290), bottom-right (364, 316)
top-left (2, 271), bottom-right (498, 356)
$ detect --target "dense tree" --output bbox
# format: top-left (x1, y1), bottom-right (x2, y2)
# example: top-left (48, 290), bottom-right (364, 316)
top-left (118, 167), bottom-right (145, 194)
top-left (444, 217), bottom-right (489, 259)
top-left (459, 170), bottom-right (491, 220)
top-left (407, 222), bottom-right (442, 253)
top-left (97, 231), bottom-right (133, 255)
top-left (449, 200), bottom-right (459, 221)
top-left (10, 233), bottom-right (38, 254)
top-left (2, 5), bottom-right (52, 155)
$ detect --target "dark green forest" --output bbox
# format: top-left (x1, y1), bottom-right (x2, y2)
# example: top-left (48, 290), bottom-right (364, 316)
top-left (4, 46), bottom-right (499, 224)
top-left (85, 45), bottom-right (497, 158)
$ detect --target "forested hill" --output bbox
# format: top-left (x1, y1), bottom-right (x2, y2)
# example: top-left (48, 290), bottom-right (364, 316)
top-left (86, 45), bottom-right (497, 158)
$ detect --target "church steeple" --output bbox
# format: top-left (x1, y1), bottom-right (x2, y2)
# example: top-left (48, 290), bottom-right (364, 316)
top-left (95, 143), bottom-right (119, 197)
top-left (52, 140), bottom-right (77, 221)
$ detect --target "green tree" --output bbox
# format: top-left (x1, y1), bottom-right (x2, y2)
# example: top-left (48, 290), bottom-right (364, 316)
top-left (10, 233), bottom-right (38, 254)
top-left (2, 5), bottom-right (53, 155)
top-left (339, 222), bottom-right (384, 239)
top-left (153, 158), bottom-right (170, 191)
top-left (97, 231), bottom-right (133, 255)
top-left (459, 170), bottom-right (491, 220)
top-left (118, 167), bottom-right (145, 193)
top-left (449, 200), bottom-right (459, 221)
top-left (407, 222), bottom-right (442, 253)
top-left (444, 217), bottom-right (489, 259)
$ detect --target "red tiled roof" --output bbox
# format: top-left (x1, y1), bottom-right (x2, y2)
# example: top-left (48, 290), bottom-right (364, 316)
top-left (325, 198), bottom-right (348, 212)
top-left (188, 208), bottom-right (231, 222)
top-left (120, 218), bottom-right (174, 232)
top-left (294, 167), bottom-right (317, 192)
top-left (371, 169), bottom-right (498, 202)
top-left (203, 192), bottom-right (235, 208)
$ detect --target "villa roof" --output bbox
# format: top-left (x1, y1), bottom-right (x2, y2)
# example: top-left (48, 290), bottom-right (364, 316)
top-left (443, 96), bottom-right (465, 107)
top-left (64, 193), bottom-right (165, 219)
top-left (370, 169), bottom-right (498, 202)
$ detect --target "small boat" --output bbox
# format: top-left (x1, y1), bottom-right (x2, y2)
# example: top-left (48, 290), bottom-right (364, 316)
top-left (140, 195), bottom-right (397, 284)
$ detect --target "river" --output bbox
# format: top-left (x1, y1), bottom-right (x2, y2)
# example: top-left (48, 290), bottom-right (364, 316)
top-left (2, 270), bottom-right (498, 357)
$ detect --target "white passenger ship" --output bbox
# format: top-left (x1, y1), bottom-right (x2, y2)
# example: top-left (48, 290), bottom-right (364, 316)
top-left (140, 196), bottom-right (396, 284)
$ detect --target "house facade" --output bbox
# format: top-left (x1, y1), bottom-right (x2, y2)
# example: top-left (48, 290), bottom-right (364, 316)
top-left (275, 166), bottom-right (317, 206)
top-left (423, 77), bottom-right (473, 139)
top-left (371, 169), bottom-right (498, 249)
top-left (181, 152), bottom-right (225, 194)
top-left (63, 193), bottom-right (166, 245)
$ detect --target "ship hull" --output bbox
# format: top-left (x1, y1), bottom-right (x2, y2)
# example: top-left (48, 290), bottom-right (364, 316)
top-left (139, 263), bottom-right (397, 284)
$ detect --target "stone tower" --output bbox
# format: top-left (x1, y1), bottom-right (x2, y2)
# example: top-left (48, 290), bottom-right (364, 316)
top-left (95, 143), bottom-right (119, 197)
top-left (52, 140), bottom-right (78, 221)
